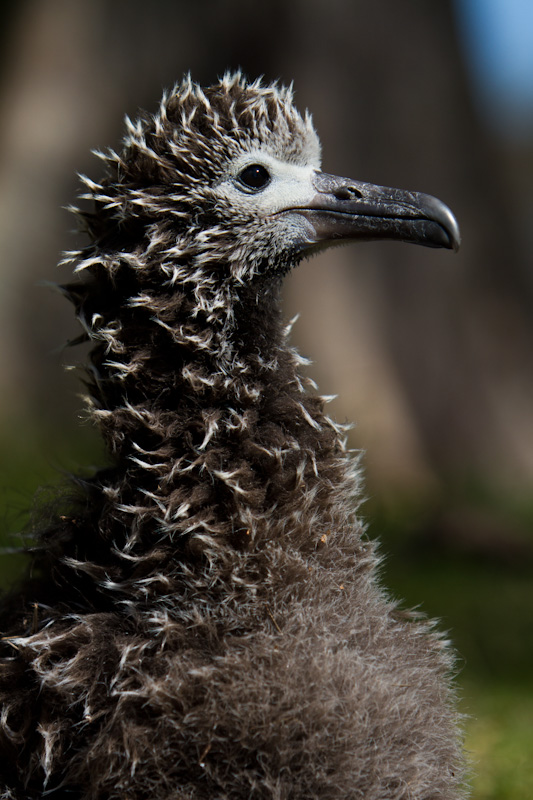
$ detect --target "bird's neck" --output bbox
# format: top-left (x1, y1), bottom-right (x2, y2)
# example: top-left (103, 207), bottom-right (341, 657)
top-left (71, 269), bottom-right (354, 574)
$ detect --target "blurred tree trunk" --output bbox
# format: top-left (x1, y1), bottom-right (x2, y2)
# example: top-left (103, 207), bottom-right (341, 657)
top-left (0, 0), bottom-right (531, 508)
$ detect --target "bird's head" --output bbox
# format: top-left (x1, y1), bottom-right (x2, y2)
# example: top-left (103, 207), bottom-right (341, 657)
top-left (77, 73), bottom-right (459, 292)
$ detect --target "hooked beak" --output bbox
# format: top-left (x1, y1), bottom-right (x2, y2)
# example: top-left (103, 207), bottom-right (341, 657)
top-left (288, 171), bottom-right (460, 253)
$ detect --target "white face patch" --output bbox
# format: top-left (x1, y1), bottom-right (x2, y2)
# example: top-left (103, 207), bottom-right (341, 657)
top-left (213, 150), bottom-right (320, 219)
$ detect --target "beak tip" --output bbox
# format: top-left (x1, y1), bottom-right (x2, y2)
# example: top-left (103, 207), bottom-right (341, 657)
top-left (419, 192), bottom-right (461, 253)
top-left (446, 212), bottom-right (461, 253)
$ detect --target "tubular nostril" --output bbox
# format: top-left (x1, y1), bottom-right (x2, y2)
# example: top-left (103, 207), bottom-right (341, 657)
top-left (334, 186), bottom-right (363, 201)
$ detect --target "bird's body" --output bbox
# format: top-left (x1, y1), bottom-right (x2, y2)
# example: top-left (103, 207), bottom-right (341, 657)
top-left (0, 75), bottom-right (465, 799)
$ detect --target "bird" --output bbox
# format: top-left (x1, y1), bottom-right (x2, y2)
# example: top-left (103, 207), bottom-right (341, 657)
top-left (0, 73), bottom-right (465, 799)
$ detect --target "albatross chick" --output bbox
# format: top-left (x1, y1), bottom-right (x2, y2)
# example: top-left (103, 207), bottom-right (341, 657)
top-left (0, 73), bottom-right (465, 800)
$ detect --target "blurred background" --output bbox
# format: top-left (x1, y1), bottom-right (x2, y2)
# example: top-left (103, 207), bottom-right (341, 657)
top-left (0, 1), bottom-right (531, 796)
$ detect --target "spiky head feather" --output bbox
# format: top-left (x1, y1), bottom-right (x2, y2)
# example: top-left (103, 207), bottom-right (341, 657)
top-left (74, 73), bottom-right (321, 289)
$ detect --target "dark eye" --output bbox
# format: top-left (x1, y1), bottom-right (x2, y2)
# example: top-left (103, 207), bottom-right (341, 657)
top-left (237, 164), bottom-right (271, 191)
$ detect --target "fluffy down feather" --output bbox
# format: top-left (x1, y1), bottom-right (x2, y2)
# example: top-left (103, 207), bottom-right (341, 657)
top-left (0, 73), bottom-right (466, 800)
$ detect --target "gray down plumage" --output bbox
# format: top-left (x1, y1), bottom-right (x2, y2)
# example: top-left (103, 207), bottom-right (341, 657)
top-left (0, 73), bottom-right (466, 799)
